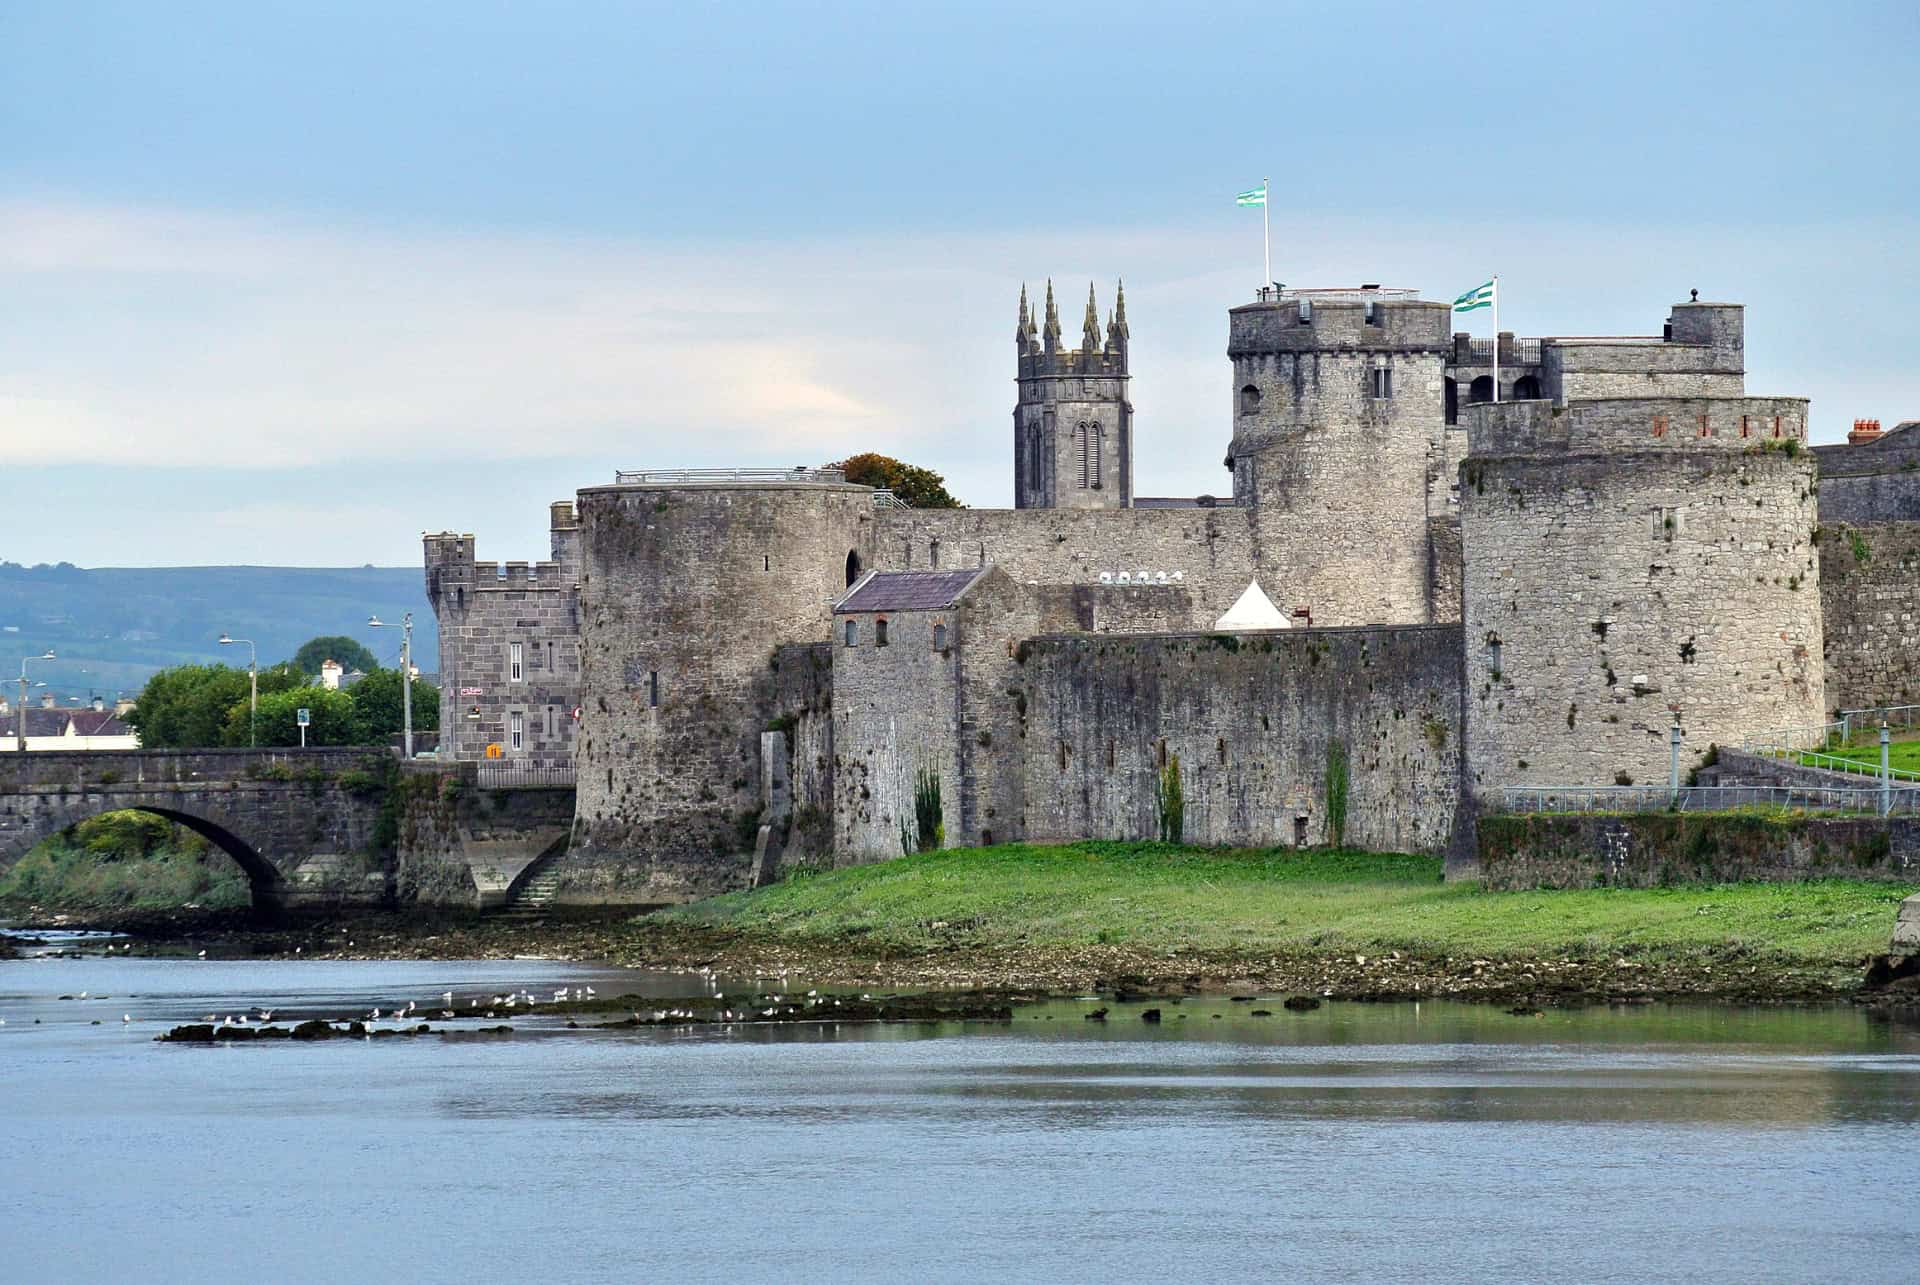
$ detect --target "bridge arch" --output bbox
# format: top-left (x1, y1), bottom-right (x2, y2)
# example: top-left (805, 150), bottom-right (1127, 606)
top-left (0, 799), bottom-right (286, 910)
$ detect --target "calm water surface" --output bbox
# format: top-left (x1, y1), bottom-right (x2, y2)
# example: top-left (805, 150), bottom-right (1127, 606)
top-left (5, 932), bottom-right (1919, 1283)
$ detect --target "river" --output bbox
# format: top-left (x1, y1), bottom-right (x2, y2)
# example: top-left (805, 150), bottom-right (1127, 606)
top-left (5, 931), bottom-right (1919, 1283)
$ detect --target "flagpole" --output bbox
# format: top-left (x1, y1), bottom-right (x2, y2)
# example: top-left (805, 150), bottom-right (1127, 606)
top-left (1491, 273), bottom-right (1501, 404)
top-left (1262, 176), bottom-right (1270, 291)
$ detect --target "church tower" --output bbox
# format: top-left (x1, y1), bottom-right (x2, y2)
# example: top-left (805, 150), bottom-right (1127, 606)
top-left (1014, 280), bottom-right (1132, 509)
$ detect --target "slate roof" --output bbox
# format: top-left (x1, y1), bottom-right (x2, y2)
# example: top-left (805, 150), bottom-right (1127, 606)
top-left (835, 569), bottom-right (987, 614)
top-left (1, 708), bottom-right (132, 737)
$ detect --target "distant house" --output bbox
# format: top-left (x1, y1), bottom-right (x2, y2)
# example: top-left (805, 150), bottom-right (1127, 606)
top-left (0, 697), bottom-right (139, 751)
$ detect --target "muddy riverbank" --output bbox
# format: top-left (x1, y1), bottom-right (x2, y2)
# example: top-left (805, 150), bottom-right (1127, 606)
top-left (8, 905), bottom-right (1914, 1012)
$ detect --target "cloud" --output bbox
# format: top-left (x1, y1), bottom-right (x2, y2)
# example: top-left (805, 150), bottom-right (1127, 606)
top-left (4, 197), bottom-right (1917, 529)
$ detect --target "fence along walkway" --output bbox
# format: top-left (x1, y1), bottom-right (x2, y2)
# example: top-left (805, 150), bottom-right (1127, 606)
top-left (1498, 784), bottom-right (1920, 816)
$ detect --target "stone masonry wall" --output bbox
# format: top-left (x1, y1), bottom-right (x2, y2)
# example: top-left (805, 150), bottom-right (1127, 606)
top-left (1815, 432), bottom-right (1920, 523)
top-left (831, 571), bottom-right (1078, 861)
top-left (871, 506), bottom-right (1255, 626)
top-left (1462, 450), bottom-right (1825, 794)
top-left (1478, 811), bottom-right (1919, 889)
top-left (1817, 522), bottom-right (1920, 711)
top-left (425, 515), bottom-right (582, 766)
top-left (1016, 626), bottom-right (1465, 856)
top-left (571, 482), bottom-right (876, 902)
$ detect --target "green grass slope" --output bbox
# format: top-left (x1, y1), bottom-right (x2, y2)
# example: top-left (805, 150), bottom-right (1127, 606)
top-left (669, 842), bottom-right (1914, 965)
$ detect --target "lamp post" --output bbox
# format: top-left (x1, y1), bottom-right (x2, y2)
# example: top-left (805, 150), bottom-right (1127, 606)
top-left (217, 634), bottom-right (257, 748)
top-left (17, 650), bottom-right (55, 751)
top-left (369, 613), bottom-right (414, 759)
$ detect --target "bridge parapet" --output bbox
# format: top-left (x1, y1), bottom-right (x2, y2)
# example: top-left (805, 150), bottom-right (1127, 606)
top-left (0, 747), bottom-right (387, 791)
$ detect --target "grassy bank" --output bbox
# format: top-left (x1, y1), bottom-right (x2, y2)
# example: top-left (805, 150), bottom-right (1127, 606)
top-left (0, 814), bottom-right (251, 914)
top-left (669, 842), bottom-right (1912, 968)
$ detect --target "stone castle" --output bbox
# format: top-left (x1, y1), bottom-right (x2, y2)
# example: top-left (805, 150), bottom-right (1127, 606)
top-left (423, 279), bottom-right (1920, 903)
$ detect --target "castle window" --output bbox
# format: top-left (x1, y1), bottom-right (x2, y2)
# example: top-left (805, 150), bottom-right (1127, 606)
top-left (1076, 421), bottom-right (1104, 489)
top-left (1486, 633), bottom-right (1503, 676)
top-left (1772, 416), bottom-right (1783, 438)
top-left (648, 671), bottom-right (659, 707)
top-left (1297, 299), bottom-right (1312, 325)
top-left (845, 550), bottom-right (862, 587)
top-left (1652, 415), bottom-right (1668, 438)
top-left (932, 623), bottom-right (947, 651)
top-left (509, 712), bottom-right (523, 753)
top-left (844, 619), bottom-right (857, 647)
top-left (509, 642), bottom-right (524, 683)
top-left (1028, 431), bottom-right (1043, 489)
top-left (1364, 301), bottom-right (1380, 326)
top-left (1740, 415), bottom-right (1753, 439)
top-left (1239, 384), bottom-right (1261, 415)
top-left (875, 618), bottom-right (889, 647)
top-left (1698, 414), bottom-right (1712, 438)
top-left (1369, 359), bottom-right (1393, 400)
top-left (929, 539), bottom-right (940, 569)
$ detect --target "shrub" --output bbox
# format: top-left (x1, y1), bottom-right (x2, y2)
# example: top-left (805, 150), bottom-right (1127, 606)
top-left (1156, 754), bottom-right (1185, 844)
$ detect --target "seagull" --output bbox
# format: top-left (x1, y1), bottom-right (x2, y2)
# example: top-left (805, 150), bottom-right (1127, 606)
top-left (122, 1014), bottom-right (131, 1023)
top-left (197, 950), bottom-right (207, 959)
top-left (585, 987), bottom-right (595, 997)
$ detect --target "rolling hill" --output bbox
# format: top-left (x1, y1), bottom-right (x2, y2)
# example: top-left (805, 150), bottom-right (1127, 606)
top-left (0, 563), bottom-right (437, 703)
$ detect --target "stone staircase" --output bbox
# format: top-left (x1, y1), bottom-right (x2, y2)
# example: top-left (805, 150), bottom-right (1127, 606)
top-left (499, 858), bottom-right (563, 918)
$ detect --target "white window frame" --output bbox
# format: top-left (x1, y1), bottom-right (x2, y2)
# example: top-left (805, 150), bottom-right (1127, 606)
top-left (509, 641), bottom-right (524, 683)
top-left (509, 711), bottom-right (524, 753)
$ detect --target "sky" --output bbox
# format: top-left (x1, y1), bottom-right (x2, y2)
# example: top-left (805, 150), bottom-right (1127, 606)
top-left (4, 0), bottom-right (1917, 567)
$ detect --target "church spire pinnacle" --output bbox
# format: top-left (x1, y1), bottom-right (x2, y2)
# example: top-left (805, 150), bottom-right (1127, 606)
top-left (1017, 283), bottom-right (1030, 346)
top-left (1042, 278), bottom-right (1061, 353)
top-left (1081, 282), bottom-right (1102, 353)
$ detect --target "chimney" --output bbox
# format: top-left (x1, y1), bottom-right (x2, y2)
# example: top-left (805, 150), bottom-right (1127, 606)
top-left (40, 693), bottom-right (55, 708)
top-left (1849, 418), bottom-right (1884, 445)
top-left (91, 696), bottom-right (104, 712)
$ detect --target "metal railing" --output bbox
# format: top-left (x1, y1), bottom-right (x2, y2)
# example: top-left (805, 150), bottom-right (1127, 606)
top-left (871, 489), bottom-right (910, 510)
top-left (477, 762), bottom-right (577, 789)
top-left (1498, 784), bottom-right (1919, 816)
top-left (613, 467), bottom-right (846, 486)
top-left (1839, 704), bottom-right (1920, 739)
top-left (1741, 721), bottom-right (1846, 755)
top-left (1463, 338), bottom-right (1542, 364)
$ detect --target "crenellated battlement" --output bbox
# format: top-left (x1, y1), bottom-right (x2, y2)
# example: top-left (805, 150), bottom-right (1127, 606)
top-left (1463, 395), bottom-right (1808, 458)
top-left (1229, 288), bottom-right (1451, 356)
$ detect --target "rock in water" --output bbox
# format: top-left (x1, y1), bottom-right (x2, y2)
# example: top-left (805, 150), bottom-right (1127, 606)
top-left (1140, 1008), bottom-right (1162, 1023)
top-left (1282, 996), bottom-right (1321, 1012)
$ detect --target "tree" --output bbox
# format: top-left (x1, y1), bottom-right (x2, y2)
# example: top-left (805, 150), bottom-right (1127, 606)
top-left (346, 668), bottom-right (440, 745)
top-left (828, 453), bottom-right (964, 509)
top-left (123, 662), bottom-right (305, 749)
top-left (238, 687), bottom-right (359, 747)
top-left (291, 635), bottom-right (380, 677)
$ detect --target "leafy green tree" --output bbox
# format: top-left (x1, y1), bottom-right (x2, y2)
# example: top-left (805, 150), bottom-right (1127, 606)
top-left (237, 687), bottom-right (360, 747)
top-left (124, 662), bottom-right (304, 749)
top-left (291, 635), bottom-right (380, 677)
top-left (829, 452), bottom-right (964, 508)
top-left (346, 668), bottom-right (440, 745)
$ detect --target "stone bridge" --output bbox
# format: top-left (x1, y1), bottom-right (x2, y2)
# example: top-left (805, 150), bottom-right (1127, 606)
top-left (0, 748), bottom-right (394, 914)
top-left (0, 748), bottom-right (580, 915)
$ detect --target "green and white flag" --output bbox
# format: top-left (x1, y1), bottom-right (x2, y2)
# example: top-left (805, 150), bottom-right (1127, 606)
top-left (1453, 279), bottom-right (1495, 312)
top-left (1235, 184), bottom-right (1267, 207)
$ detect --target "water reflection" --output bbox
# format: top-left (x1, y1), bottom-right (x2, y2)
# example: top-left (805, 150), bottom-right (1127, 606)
top-left (3, 955), bottom-right (1918, 1284)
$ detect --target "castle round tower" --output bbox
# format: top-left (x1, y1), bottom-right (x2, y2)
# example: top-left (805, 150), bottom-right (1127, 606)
top-left (1226, 287), bottom-right (1451, 625)
top-left (570, 472), bottom-right (875, 901)
top-left (1460, 396), bottom-right (1824, 794)
top-left (1014, 280), bottom-right (1132, 509)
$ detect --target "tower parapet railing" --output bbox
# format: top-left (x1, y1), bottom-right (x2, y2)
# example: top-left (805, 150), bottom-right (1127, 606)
top-left (612, 466), bottom-right (848, 486)
top-left (870, 489), bottom-right (910, 510)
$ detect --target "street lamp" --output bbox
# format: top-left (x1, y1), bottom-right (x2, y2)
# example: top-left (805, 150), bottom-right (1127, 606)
top-left (217, 634), bottom-right (257, 748)
top-left (368, 612), bottom-right (414, 759)
top-left (16, 650), bottom-right (55, 751)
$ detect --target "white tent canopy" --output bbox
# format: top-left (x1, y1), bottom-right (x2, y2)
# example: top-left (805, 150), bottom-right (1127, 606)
top-left (1213, 580), bottom-right (1289, 631)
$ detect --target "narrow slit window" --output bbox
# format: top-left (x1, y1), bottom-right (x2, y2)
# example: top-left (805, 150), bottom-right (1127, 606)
top-left (845, 619), bottom-right (857, 647)
top-left (875, 618), bottom-right (889, 647)
top-left (932, 623), bottom-right (947, 651)
top-left (648, 671), bottom-right (659, 708)
top-left (1652, 415), bottom-right (1669, 438)
top-left (509, 712), bottom-right (523, 752)
top-left (509, 641), bottom-right (524, 683)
